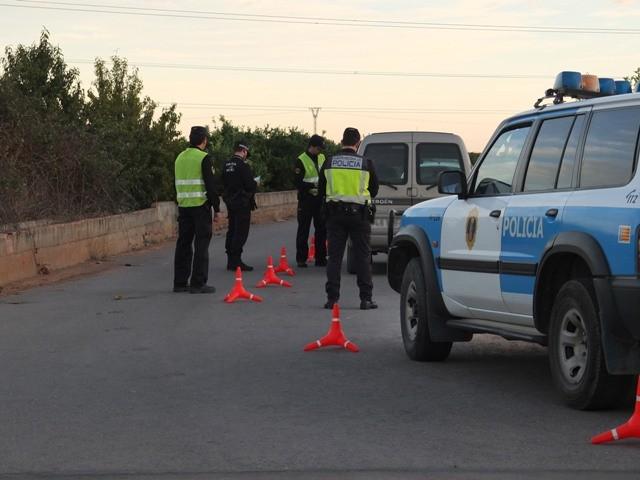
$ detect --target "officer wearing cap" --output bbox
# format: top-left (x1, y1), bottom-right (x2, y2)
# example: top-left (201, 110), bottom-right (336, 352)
top-left (294, 134), bottom-right (327, 268)
top-left (173, 126), bottom-right (221, 294)
top-left (222, 140), bottom-right (257, 271)
top-left (318, 127), bottom-right (379, 310)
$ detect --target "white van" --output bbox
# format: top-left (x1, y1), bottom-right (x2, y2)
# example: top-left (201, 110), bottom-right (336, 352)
top-left (347, 131), bottom-right (471, 272)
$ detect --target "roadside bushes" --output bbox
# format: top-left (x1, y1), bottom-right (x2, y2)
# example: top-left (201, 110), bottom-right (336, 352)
top-left (0, 30), bottom-right (182, 226)
top-left (0, 30), bottom-right (335, 227)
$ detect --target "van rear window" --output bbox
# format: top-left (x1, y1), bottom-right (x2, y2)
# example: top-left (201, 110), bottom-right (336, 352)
top-left (364, 143), bottom-right (408, 185)
top-left (416, 143), bottom-right (463, 186)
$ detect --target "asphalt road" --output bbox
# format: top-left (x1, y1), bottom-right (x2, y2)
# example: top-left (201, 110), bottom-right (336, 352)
top-left (1, 220), bottom-right (639, 479)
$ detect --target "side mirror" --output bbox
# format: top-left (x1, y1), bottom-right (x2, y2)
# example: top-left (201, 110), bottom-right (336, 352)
top-left (438, 170), bottom-right (468, 199)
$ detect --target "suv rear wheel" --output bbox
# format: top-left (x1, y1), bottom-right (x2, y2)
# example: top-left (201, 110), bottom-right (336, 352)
top-left (400, 257), bottom-right (452, 361)
top-left (548, 279), bottom-right (630, 410)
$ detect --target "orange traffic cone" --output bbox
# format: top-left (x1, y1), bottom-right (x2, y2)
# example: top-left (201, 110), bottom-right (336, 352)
top-left (256, 256), bottom-right (292, 288)
top-left (224, 267), bottom-right (263, 303)
top-left (592, 377), bottom-right (640, 444)
top-left (304, 304), bottom-right (359, 353)
top-left (274, 247), bottom-right (295, 276)
top-left (307, 235), bottom-right (316, 263)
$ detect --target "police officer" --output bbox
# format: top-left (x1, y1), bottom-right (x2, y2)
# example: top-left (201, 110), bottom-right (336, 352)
top-left (173, 126), bottom-right (221, 294)
top-left (222, 140), bottom-right (257, 271)
top-left (294, 134), bottom-right (327, 268)
top-left (318, 127), bottom-right (379, 310)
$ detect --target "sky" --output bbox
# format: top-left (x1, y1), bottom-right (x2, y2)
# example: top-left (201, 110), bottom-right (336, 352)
top-left (1, 0), bottom-right (640, 151)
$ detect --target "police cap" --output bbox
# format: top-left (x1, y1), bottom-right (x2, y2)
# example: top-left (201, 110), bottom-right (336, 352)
top-left (233, 139), bottom-right (251, 157)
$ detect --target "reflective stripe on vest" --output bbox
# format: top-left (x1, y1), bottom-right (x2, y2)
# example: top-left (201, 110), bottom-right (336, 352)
top-left (324, 154), bottom-right (371, 205)
top-left (175, 148), bottom-right (208, 207)
top-left (298, 152), bottom-right (325, 184)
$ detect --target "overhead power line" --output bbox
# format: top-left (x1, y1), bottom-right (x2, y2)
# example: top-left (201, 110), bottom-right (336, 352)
top-left (5, 0), bottom-right (640, 35)
top-left (67, 59), bottom-right (561, 80)
top-left (157, 102), bottom-right (513, 115)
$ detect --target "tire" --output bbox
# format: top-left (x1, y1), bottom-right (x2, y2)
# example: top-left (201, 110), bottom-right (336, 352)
top-left (400, 257), bottom-right (452, 362)
top-left (548, 280), bottom-right (631, 410)
top-left (346, 241), bottom-right (356, 274)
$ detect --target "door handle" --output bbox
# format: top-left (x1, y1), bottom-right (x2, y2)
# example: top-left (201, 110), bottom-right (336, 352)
top-left (546, 208), bottom-right (559, 218)
top-left (490, 210), bottom-right (502, 218)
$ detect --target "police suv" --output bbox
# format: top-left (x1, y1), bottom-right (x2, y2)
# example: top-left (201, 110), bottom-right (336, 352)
top-left (387, 72), bottom-right (640, 409)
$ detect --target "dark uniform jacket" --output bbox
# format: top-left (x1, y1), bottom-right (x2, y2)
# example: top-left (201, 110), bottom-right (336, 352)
top-left (201, 155), bottom-right (221, 213)
top-left (222, 154), bottom-right (258, 210)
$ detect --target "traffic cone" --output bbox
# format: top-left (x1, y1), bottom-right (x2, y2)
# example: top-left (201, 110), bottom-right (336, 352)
top-left (274, 247), bottom-right (295, 276)
top-left (592, 377), bottom-right (640, 444)
top-left (307, 235), bottom-right (316, 262)
top-left (256, 256), bottom-right (292, 288)
top-left (303, 304), bottom-right (359, 353)
top-left (224, 267), bottom-right (263, 303)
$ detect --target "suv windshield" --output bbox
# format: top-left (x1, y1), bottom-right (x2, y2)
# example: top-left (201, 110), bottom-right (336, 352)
top-left (416, 143), bottom-right (463, 186)
top-left (364, 143), bottom-right (408, 185)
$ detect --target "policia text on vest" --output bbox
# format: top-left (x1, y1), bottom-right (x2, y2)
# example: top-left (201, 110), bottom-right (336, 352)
top-left (295, 134), bottom-right (328, 267)
top-left (173, 126), bottom-right (221, 294)
top-left (318, 127), bottom-right (380, 310)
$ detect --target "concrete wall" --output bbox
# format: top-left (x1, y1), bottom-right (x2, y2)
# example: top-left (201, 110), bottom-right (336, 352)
top-left (0, 191), bottom-right (297, 287)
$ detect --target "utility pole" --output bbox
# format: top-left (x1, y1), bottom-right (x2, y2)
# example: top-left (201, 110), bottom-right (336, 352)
top-left (309, 107), bottom-right (321, 134)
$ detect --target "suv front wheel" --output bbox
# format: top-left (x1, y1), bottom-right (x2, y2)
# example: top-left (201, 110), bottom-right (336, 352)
top-left (548, 279), bottom-right (630, 410)
top-left (400, 258), bottom-right (452, 361)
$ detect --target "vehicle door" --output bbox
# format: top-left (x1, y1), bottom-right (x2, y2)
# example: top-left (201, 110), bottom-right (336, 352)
top-left (439, 124), bottom-right (532, 319)
top-left (500, 113), bottom-right (587, 324)
top-left (363, 138), bottom-right (412, 242)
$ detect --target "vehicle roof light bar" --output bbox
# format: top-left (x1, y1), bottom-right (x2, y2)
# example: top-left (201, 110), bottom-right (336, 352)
top-left (534, 71), bottom-right (630, 108)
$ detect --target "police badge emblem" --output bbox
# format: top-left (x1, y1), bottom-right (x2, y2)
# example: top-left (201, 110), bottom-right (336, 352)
top-left (465, 208), bottom-right (479, 250)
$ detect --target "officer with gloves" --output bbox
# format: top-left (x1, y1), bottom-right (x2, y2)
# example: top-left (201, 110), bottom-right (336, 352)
top-left (222, 140), bottom-right (257, 272)
top-left (318, 127), bottom-right (379, 310)
top-left (173, 126), bottom-right (220, 294)
top-left (294, 134), bottom-right (327, 268)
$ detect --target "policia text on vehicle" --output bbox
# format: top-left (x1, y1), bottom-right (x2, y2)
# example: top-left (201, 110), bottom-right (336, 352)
top-left (319, 127), bottom-right (379, 310)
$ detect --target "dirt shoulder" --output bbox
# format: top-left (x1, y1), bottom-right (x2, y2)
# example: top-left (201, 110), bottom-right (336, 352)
top-left (0, 239), bottom-right (176, 298)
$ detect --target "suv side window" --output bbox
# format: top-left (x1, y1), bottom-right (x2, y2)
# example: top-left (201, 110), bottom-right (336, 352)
top-left (472, 125), bottom-right (530, 196)
top-left (556, 115), bottom-right (586, 189)
top-left (364, 143), bottom-right (408, 185)
top-left (580, 107), bottom-right (640, 189)
top-left (523, 116), bottom-right (575, 192)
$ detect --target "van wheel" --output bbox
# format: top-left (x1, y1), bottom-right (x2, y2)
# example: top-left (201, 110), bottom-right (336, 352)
top-left (548, 280), bottom-right (631, 410)
top-left (400, 258), bottom-right (452, 361)
top-left (347, 242), bottom-right (356, 274)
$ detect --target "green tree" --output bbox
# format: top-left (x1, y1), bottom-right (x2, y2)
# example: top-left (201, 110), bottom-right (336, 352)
top-left (0, 30), bottom-right (116, 225)
top-left (626, 67), bottom-right (640, 91)
top-left (85, 56), bottom-right (182, 209)
top-left (1, 29), bottom-right (84, 122)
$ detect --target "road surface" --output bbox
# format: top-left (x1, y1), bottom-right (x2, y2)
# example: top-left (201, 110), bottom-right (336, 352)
top-left (1, 220), bottom-right (638, 479)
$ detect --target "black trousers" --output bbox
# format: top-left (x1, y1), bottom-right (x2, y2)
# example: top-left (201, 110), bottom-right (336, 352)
top-left (295, 195), bottom-right (327, 264)
top-left (325, 211), bottom-right (373, 302)
top-left (225, 207), bottom-right (252, 265)
top-left (174, 204), bottom-right (213, 288)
